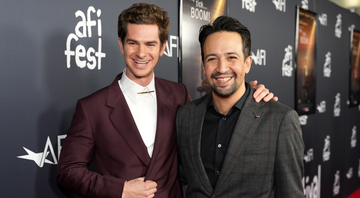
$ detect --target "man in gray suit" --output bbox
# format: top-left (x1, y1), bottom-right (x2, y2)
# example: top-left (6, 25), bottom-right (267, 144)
top-left (176, 16), bottom-right (304, 197)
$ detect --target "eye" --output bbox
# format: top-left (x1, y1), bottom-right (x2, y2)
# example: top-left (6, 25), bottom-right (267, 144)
top-left (206, 57), bottom-right (216, 62)
top-left (228, 56), bottom-right (237, 59)
top-left (146, 42), bottom-right (157, 47)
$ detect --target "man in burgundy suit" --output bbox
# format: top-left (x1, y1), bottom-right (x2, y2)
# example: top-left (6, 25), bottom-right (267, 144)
top-left (56, 3), bottom-right (275, 198)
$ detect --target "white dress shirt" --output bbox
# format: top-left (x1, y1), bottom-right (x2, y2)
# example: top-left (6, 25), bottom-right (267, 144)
top-left (118, 69), bottom-right (157, 158)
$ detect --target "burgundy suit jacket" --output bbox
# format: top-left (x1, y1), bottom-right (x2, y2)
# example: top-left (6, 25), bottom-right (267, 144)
top-left (56, 73), bottom-right (191, 198)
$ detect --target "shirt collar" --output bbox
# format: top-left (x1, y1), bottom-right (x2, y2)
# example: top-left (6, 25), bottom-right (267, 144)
top-left (207, 83), bottom-right (250, 115)
top-left (119, 68), bottom-right (156, 104)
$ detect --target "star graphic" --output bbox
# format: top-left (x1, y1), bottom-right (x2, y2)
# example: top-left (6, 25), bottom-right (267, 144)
top-left (17, 147), bottom-right (52, 167)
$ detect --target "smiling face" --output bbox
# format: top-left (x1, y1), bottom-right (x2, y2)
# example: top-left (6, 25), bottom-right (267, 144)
top-left (203, 31), bottom-right (252, 98)
top-left (118, 23), bottom-right (166, 86)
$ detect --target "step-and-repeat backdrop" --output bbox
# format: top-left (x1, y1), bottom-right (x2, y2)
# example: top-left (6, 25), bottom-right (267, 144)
top-left (0, 0), bottom-right (359, 197)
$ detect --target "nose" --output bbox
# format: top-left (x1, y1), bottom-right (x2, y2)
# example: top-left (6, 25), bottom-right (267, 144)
top-left (136, 44), bottom-right (146, 59)
top-left (216, 58), bottom-right (228, 73)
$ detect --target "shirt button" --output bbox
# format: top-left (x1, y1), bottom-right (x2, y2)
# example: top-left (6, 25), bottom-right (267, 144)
top-left (218, 144), bottom-right (222, 148)
top-left (216, 171), bottom-right (220, 175)
top-left (222, 117), bottom-right (227, 121)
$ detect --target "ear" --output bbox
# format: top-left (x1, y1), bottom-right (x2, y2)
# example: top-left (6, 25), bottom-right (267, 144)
top-left (159, 40), bottom-right (167, 56)
top-left (245, 56), bottom-right (252, 74)
top-left (118, 38), bottom-right (125, 55)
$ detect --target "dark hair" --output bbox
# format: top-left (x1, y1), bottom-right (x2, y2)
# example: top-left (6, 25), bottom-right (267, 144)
top-left (198, 16), bottom-right (251, 62)
top-left (118, 3), bottom-right (170, 46)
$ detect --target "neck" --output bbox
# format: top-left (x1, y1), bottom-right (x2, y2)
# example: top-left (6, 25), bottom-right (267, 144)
top-left (133, 77), bottom-right (152, 87)
top-left (212, 83), bottom-right (246, 115)
top-left (125, 71), bottom-right (153, 87)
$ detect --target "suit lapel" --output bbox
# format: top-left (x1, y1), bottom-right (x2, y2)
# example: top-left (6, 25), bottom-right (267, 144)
top-left (190, 95), bottom-right (214, 194)
top-left (107, 74), bottom-right (151, 167)
top-left (144, 78), bottom-right (174, 178)
top-left (213, 87), bottom-right (265, 194)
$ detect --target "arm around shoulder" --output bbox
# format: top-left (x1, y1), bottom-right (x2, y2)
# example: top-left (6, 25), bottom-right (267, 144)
top-left (180, 83), bottom-right (192, 105)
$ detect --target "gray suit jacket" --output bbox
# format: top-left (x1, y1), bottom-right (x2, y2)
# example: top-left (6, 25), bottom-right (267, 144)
top-left (176, 85), bottom-right (304, 197)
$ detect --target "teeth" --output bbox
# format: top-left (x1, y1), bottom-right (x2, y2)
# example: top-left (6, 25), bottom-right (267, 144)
top-left (135, 60), bottom-right (149, 64)
top-left (216, 77), bottom-right (231, 82)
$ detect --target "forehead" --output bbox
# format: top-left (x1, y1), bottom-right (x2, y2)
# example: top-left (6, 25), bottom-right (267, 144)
top-left (204, 31), bottom-right (243, 55)
top-left (125, 23), bottom-right (160, 41)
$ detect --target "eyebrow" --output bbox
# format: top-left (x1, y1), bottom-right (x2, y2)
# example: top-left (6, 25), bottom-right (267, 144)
top-left (146, 41), bottom-right (158, 45)
top-left (205, 52), bottom-right (240, 59)
top-left (126, 38), bottom-right (158, 45)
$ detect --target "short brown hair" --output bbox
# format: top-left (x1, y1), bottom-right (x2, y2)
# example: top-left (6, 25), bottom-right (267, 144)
top-left (199, 16), bottom-right (251, 62)
top-left (118, 3), bottom-right (170, 46)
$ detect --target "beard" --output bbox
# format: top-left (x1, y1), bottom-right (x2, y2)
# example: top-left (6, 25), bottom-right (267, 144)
top-left (209, 71), bottom-right (240, 97)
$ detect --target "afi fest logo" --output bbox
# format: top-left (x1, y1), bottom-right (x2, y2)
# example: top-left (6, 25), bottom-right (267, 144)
top-left (349, 24), bottom-right (355, 32)
top-left (317, 100), bottom-right (326, 113)
top-left (299, 115), bottom-right (308, 125)
top-left (318, 13), bottom-right (327, 26)
top-left (242, 0), bottom-right (257, 13)
top-left (323, 135), bottom-right (330, 162)
top-left (251, 49), bottom-right (266, 66)
top-left (358, 159), bottom-right (360, 178)
top-left (351, 126), bottom-right (357, 148)
top-left (323, 52), bottom-right (331, 77)
top-left (334, 93), bottom-right (341, 117)
top-left (282, 45), bottom-right (293, 77)
top-left (335, 14), bottom-right (342, 38)
top-left (303, 148), bottom-right (313, 163)
top-left (303, 165), bottom-right (321, 198)
top-left (333, 170), bottom-right (340, 196)
top-left (65, 6), bottom-right (106, 70)
top-left (163, 35), bottom-right (179, 58)
top-left (347, 167), bottom-right (353, 179)
top-left (17, 135), bottom-right (66, 167)
top-left (301, 0), bottom-right (309, 10)
top-left (273, 0), bottom-right (286, 12)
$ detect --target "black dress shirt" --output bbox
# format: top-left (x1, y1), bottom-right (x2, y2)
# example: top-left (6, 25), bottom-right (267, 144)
top-left (201, 84), bottom-right (250, 188)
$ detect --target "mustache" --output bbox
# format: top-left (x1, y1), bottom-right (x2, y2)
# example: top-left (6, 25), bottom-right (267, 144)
top-left (211, 71), bottom-right (236, 78)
